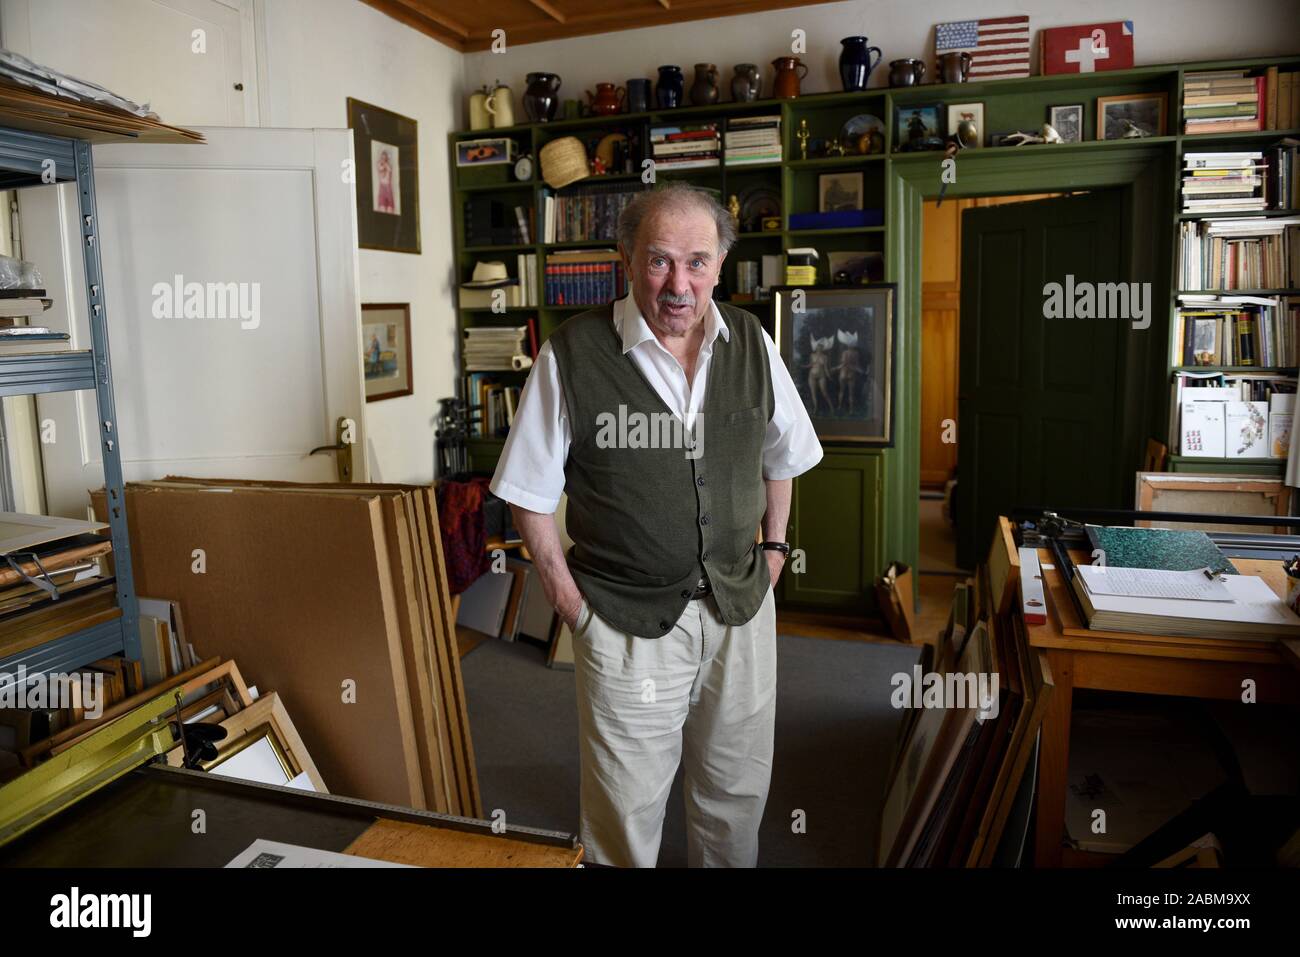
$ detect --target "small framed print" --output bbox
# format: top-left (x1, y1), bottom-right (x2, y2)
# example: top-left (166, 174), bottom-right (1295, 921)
top-left (895, 103), bottom-right (943, 151)
top-left (946, 102), bottom-right (984, 146)
top-left (1096, 92), bottom-right (1167, 140)
top-left (348, 98), bottom-right (421, 254)
top-left (362, 303), bottom-right (413, 402)
top-left (1049, 104), bottom-right (1084, 143)
top-left (818, 171), bottom-right (864, 211)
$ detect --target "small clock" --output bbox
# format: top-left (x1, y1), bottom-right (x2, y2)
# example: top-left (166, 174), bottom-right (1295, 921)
top-left (514, 154), bottom-right (533, 181)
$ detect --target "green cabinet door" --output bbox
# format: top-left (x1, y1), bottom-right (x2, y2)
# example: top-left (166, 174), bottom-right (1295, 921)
top-left (780, 451), bottom-right (882, 614)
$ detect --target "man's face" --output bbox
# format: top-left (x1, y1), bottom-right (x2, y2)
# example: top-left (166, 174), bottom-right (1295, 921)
top-left (621, 204), bottom-right (726, 338)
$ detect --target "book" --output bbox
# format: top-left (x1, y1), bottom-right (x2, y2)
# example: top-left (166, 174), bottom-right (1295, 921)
top-left (1085, 525), bottom-right (1235, 576)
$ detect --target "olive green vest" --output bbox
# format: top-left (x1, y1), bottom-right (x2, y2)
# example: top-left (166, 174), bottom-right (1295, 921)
top-left (549, 299), bottom-right (774, 638)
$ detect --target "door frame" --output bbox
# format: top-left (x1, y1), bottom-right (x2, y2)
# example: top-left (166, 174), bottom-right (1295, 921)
top-left (886, 144), bottom-right (1175, 581)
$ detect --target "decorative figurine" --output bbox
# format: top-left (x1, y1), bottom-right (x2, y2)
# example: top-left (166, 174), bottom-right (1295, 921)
top-left (797, 118), bottom-right (811, 160)
top-left (727, 194), bottom-right (741, 229)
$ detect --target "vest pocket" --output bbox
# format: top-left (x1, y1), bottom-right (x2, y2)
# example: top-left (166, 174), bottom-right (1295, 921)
top-left (725, 405), bottom-right (765, 424)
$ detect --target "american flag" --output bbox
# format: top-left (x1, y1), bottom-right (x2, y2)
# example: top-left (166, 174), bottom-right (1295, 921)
top-left (935, 15), bottom-right (1031, 80)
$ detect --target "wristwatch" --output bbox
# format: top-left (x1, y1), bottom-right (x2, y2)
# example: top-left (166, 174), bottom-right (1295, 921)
top-left (760, 541), bottom-right (791, 556)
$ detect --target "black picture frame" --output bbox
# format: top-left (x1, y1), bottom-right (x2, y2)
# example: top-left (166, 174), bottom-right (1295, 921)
top-left (362, 302), bottom-right (413, 402)
top-left (347, 97), bottom-right (421, 254)
top-left (773, 284), bottom-right (896, 445)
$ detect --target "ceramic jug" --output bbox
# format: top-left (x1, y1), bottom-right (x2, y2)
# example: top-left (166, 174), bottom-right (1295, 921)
top-left (938, 51), bottom-right (972, 84)
top-left (468, 87), bottom-right (491, 130)
top-left (586, 83), bottom-right (624, 115)
top-left (626, 78), bottom-right (651, 112)
top-left (656, 65), bottom-right (684, 108)
top-left (690, 63), bottom-right (720, 106)
top-left (731, 64), bottom-right (760, 101)
top-left (889, 58), bottom-right (926, 87)
top-left (523, 72), bottom-right (562, 122)
top-left (771, 56), bottom-right (808, 98)
top-left (839, 36), bottom-right (883, 91)
top-left (486, 82), bottom-right (514, 128)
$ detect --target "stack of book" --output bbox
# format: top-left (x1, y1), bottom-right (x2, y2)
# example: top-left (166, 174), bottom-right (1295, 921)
top-left (544, 249), bottom-right (626, 305)
top-left (461, 323), bottom-right (535, 372)
top-left (784, 248), bottom-right (817, 285)
top-left (1181, 151), bottom-right (1265, 213)
top-left (1265, 138), bottom-right (1299, 210)
top-left (1177, 216), bottom-right (1300, 289)
top-left (542, 181), bottom-right (644, 244)
top-left (1068, 526), bottom-right (1300, 639)
top-left (514, 253), bottom-right (538, 307)
top-left (649, 122), bottom-right (719, 170)
top-left (1182, 70), bottom-right (1264, 134)
top-left (1174, 294), bottom-right (1298, 367)
top-left (464, 373), bottom-right (522, 437)
top-left (0, 290), bottom-right (64, 352)
top-left (463, 197), bottom-right (534, 246)
top-left (725, 115), bottom-right (782, 166)
top-left (1169, 370), bottom-right (1297, 457)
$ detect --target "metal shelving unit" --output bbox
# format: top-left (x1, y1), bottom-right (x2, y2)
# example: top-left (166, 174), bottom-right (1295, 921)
top-left (0, 127), bottom-right (139, 679)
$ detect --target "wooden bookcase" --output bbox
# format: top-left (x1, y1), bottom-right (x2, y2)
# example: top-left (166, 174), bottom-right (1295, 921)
top-left (448, 53), bottom-right (1300, 616)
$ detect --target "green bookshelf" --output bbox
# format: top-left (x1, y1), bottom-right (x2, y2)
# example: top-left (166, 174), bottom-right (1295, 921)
top-left (448, 52), bottom-right (1300, 615)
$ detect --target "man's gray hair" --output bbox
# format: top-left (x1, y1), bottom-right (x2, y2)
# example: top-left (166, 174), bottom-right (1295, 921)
top-left (616, 182), bottom-right (738, 259)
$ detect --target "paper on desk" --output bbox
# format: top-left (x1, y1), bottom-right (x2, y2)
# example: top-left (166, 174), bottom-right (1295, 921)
top-left (225, 839), bottom-right (414, 868)
top-left (1077, 565), bottom-right (1232, 601)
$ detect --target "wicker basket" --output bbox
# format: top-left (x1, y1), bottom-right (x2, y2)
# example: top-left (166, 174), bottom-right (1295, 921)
top-left (540, 136), bottom-right (590, 189)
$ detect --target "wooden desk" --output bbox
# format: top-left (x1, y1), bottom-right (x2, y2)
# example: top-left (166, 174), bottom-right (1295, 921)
top-left (1019, 545), bottom-right (1300, 867)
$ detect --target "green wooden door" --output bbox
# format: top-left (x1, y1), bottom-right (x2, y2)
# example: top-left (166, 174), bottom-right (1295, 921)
top-left (956, 191), bottom-right (1127, 569)
top-left (781, 451), bottom-right (882, 613)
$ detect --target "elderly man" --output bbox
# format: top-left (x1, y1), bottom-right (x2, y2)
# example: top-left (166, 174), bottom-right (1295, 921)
top-left (489, 182), bottom-right (822, 867)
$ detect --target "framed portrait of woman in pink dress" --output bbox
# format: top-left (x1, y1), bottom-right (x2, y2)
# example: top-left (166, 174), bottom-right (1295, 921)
top-left (347, 98), bottom-right (421, 253)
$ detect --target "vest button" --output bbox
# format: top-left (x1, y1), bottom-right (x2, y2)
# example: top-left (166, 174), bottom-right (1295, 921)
top-left (701, 551), bottom-right (709, 561)
top-left (681, 589), bottom-right (691, 598)
top-left (700, 514), bottom-right (710, 525)
top-left (659, 620), bottom-right (670, 630)
top-left (696, 476), bottom-right (705, 486)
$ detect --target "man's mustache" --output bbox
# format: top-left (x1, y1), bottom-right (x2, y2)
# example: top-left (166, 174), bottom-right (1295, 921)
top-left (658, 292), bottom-right (695, 306)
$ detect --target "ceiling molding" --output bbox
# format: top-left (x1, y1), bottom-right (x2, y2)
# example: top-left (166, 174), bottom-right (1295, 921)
top-left (359, 0), bottom-right (839, 52)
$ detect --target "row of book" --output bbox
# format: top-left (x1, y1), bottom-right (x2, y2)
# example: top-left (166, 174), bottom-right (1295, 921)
top-left (544, 249), bottom-right (626, 306)
top-left (1181, 145), bottom-right (1298, 214)
top-left (1177, 217), bottom-right (1300, 289)
top-left (724, 114), bottom-right (782, 165)
top-left (1175, 295), bottom-right (1299, 368)
top-left (1169, 371), bottom-right (1296, 457)
top-left (649, 122), bottom-right (719, 170)
top-left (464, 197), bottom-right (534, 246)
top-left (462, 321), bottom-right (537, 372)
top-left (464, 372), bottom-right (522, 438)
top-left (542, 182), bottom-right (642, 244)
top-left (1182, 68), bottom-right (1300, 135)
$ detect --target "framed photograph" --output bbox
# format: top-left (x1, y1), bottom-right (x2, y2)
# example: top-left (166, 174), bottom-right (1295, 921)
top-left (455, 137), bottom-right (515, 167)
top-left (347, 97), bottom-right (421, 253)
top-left (1190, 316), bottom-right (1219, 365)
top-left (1096, 92), bottom-right (1167, 140)
top-left (826, 250), bottom-right (885, 286)
top-left (895, 103), bottom-right (942, 151)
top-left (1049, 104), bottom-right (1084, 143)
top-left (818, 172), bottom-right (863, 212)
top-left (773, 284), bottom-right (896, 445)
top-left (362, 303), bottom-right (413, 402)
top-left (946, 102), bottom-right (984, 146)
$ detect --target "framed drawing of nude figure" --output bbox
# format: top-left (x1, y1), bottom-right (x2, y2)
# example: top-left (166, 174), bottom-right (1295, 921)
top-left (773, 284), bottom-right (895, 445)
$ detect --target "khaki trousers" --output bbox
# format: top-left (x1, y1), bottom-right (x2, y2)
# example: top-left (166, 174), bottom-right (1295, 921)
top-left (571, 584), bottom-right (777, 867)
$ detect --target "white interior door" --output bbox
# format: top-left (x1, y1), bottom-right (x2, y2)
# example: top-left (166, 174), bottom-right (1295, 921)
top-left (22, 127), bottom-right (367, 519)
top-left (0, 0), bottom-right (258, 126)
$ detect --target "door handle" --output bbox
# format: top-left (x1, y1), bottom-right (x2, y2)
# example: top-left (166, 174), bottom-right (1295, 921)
top-left (307, 417), bottom-right (354, 483)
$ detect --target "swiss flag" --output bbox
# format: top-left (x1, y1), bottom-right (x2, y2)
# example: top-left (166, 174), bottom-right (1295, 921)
top-left (1040, 21), bottom-right (1135, 74)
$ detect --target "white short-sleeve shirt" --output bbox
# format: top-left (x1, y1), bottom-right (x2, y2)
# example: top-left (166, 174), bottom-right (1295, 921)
top-left (489, 295), bottom-right (823, 514)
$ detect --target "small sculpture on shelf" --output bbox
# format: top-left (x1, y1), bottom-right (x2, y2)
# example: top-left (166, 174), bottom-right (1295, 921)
top-left (796, 118), bottom-right (810, 160)
top-left (998, 124), bottom-right (1063, 147)
top-left (727, 194), bottom-right (741, 230)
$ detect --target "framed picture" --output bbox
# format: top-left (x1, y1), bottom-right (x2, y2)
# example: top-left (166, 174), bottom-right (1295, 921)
top-left (773, 284), bottom-right (896, 445)
top-left (362, 303), bottom-right (413, 402)
top-left (895, 103), bottom-right (942, 151)
top-left (347, 97), bottom-right (421, 253)
top-left (455, 137), bottom-right (516, 167)
top-left (818, 172), bottom-right (863, 212)
top-left (1096, 92), bottom-right (1167, 140)
top-left (1049, 104), bottom-right (1084, 143)
top-left (946, 102), bottom-right (984, 146)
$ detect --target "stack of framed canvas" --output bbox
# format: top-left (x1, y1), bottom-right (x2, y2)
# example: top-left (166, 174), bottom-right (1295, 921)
top-left (91, 478), bottom-right (480, 817)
